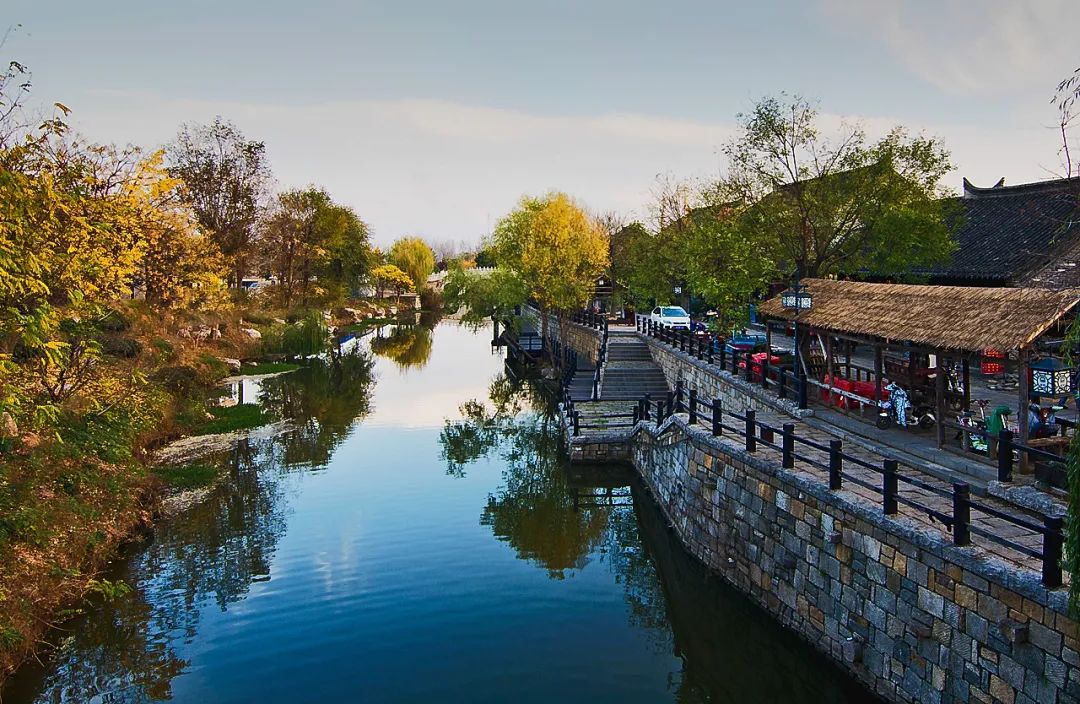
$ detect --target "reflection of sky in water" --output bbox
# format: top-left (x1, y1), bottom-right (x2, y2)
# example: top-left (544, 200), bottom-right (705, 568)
top-left (3, 321), bottom-right (873, 704)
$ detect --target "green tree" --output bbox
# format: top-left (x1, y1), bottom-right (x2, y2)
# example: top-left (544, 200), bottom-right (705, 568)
top-left (261, 187), bottom-right (372, 307)
top-left (389, 236), bottom-right (436, 291)
top-left (491, 192), bottom-right (608, 342)
top-left (165, 118), bottom-right (271, 289)
top-left (442, 266), bottom-right (528, 329)
top-left (721, 94), bottom-right (954, 280)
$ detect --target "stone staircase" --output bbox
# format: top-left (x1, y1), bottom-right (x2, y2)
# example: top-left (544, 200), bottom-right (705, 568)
top-left (600, 334), bottom-right (670, 401)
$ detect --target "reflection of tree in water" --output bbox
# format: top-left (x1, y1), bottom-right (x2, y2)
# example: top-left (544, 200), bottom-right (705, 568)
top-left (258, 349), bottom-right (375, 467)
top-left (370, 324), bottom-right (433, 370)
top-left (439, 370), bottom-right (607, 579)
top-left (9, 352), bottom-right (377, 703)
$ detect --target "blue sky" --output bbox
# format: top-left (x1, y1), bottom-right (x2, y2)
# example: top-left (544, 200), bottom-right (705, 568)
top-left (6, 0), bottom-right (1079, 245)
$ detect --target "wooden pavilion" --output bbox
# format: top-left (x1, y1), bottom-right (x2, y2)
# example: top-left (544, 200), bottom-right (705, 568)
top-left (758, 279), bottom-right (1080, 449)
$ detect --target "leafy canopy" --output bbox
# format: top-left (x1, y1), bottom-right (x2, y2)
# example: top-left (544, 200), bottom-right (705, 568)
top-left (389, 237), bottom-right (436, 291)
top-left (492, 192), bottom-right (609, 312)
top-left (722, 94), bottom-right (955, 279)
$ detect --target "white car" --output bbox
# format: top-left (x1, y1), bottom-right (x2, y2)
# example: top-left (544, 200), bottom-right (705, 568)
top-left (650, 306), bottom-right (691, 330)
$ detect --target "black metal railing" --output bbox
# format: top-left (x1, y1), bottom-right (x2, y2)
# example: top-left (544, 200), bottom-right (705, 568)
top-left (642, 383), bottom-right (1065, 588)
top-left (634, 314), bottom-right (809, 409)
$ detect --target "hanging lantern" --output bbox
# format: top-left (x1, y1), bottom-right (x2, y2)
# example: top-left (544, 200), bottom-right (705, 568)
top-left (1030, 357), bottom-right (1074, 396)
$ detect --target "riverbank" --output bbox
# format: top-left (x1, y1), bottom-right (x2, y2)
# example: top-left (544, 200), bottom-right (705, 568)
top-left (0, 299), bottom-right (410, 681)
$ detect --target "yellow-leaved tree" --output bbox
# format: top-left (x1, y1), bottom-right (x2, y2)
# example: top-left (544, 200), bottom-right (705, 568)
top-left (491, 192), bottom-right (609, 344)
top-left (129, 151), bottom-right (228, 310)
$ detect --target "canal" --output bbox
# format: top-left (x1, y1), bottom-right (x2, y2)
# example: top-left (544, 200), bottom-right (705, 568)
top-left (3, 321), bottom-right (877, 703)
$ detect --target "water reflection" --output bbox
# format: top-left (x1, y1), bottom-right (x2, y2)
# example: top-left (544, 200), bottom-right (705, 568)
top-left (5, 324), bottom-right (876, 704)
top-left (258, 349), bottom-right (375, 467)
top-left (369, 321), bottom-right (434, 370)
top-left (3, 350), bottom-right (376, 703)
top-left (446, 365), bottom-right (876, 703)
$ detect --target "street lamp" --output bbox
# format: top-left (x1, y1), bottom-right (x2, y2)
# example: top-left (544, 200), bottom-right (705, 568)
top-left (781, 273), bottom-right (813, 409)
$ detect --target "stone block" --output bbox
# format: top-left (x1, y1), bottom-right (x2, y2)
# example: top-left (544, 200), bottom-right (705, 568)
top-left (920, 586), bottom-right (945, 619)
top-left (989, 674), bottom-right (1016, 704)
top-left (1028, 619), bottom-right (1064, 655)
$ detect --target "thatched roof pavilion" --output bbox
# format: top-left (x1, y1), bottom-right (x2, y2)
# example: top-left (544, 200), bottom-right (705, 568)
top-left (758, 279), bottom-right (1080, 352)
top-left (759, 279), bottom-right (1080, 447)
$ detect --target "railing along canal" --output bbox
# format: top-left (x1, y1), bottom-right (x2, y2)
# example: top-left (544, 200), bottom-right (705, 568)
top-left (635, 384), bottom-right (1065, 588)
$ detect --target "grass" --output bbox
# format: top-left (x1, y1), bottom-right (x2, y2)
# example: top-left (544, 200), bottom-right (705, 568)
top-left (194, 404), bottom-right (269, 435)
top-left (151, 463), bottom-right (220, 490)
top-left (241, 361), bottom-right (301, 376)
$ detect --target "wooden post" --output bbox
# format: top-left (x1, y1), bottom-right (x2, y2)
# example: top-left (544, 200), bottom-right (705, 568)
top-left (826, 334), bottom-right (835, 407)
top-left (935, 351), bottom-right (946, 449)
top-left (874, 344), bottom-right (883, 404)
top-left (953, 483), bottom-right (970, 546)
top-left (962, 357), bottom-right (970, 413)
top-left (1018, 348), bottom-right (1031, 473)
top-left (845, 340), bottom-right (852, 380)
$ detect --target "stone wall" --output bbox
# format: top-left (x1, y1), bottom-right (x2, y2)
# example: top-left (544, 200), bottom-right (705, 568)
top-left (644, 336), bottom-right (810, 419)
top-left (521, 305), bottom-right (602, 365)
top-left (625, 414), bottom-right (1076, 704)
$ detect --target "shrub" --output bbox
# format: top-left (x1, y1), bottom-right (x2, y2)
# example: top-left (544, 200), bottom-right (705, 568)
top-left (99, 334), bottom-right (142, 359)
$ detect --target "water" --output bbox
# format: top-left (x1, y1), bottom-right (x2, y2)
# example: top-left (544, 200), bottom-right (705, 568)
top-left (3, 322), bottom-right (876, 703)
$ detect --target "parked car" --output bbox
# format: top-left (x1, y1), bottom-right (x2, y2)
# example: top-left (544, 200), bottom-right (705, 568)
top-left (649, 306), bottom-right (691, 330)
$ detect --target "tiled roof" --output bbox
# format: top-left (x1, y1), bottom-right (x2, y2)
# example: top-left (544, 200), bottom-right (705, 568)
top-left (926, 177), bottom-right (1080, 284)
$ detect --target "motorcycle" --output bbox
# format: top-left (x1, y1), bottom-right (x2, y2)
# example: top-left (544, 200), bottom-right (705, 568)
top-left (876, 383), bottom-right (936, 430)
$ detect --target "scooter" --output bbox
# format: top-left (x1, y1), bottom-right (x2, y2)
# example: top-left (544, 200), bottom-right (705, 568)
top-left (876, 383), bottom-right (936, 430)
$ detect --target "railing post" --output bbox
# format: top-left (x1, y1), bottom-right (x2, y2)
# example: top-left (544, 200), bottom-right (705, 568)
top-left (680, 331), bottom-right (687, 353)
top-left (829, 439), bottom-right (843, 490)
top-left (675, 380), bottom-right (684, 412)
top-left (997, 429), bottom-right (1013, 482)
top-left (798, 372), bottom-right (808, 410)
top-left (688, 389), bottom-right (698, 425)
top-left (718, 346), bottom-right (726, 371)
top-left (952, 483), bottom-right (970, 546)
top-left (761, 356), bottom-right (770, 389)
top-left (666, 391), bottom-right (675, 417)
top-left (1043, 515), bottom-right (1064, 588)
top-left (573, 411), bottom-right (580, 436)
top-left (632, 407), bottom-right (639, 424)
top-left (744, 351), bottom-right (753, 382)
top-left (883, 459), bottom-right (898, 515)
top-left (643, 394), bottom-right (651, 421)
top-left (745, 409), bottom-right (756, 452)
top-left (656, 399), bottom-right (665, 422)
top-left (706, 342), bottom-right (714, 366)
top-left (782, 423), bottom-right (795, 468)
top-left (779, 370), bottom-right (788, 399)
top-left (711, 398), bottom-right (722, 436)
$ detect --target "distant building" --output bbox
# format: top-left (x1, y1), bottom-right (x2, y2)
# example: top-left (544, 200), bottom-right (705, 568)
top-left (923, 177), bottom-right (1080, 288)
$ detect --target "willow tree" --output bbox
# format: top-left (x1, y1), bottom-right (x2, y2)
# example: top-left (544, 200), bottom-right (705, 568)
top-left (389, 236), bottom-right (436, 291)
top-left (492, 192), bottom-right (609, 345)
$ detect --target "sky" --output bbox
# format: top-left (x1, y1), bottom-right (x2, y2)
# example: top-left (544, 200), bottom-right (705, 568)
top-left (5, 0), bottom-right (1079, 247)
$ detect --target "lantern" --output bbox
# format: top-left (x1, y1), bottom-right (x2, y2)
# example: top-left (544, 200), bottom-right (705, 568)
top-left (781, 288), bottom-right (813, 311)
top-left (1030, 357), bottom-right (1073, 396)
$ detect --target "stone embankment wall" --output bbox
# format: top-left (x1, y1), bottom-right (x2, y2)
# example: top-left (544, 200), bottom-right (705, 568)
top-left (624, 413), bottom-right (1076, 704)
top-left (643, 336), bottom-right (810, 419)
top-left (521, 305), bottom-right (602, 365)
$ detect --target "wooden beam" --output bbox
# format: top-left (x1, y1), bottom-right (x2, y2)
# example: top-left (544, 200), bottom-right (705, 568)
top-left (935, 352), bottom-right (946, 449)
